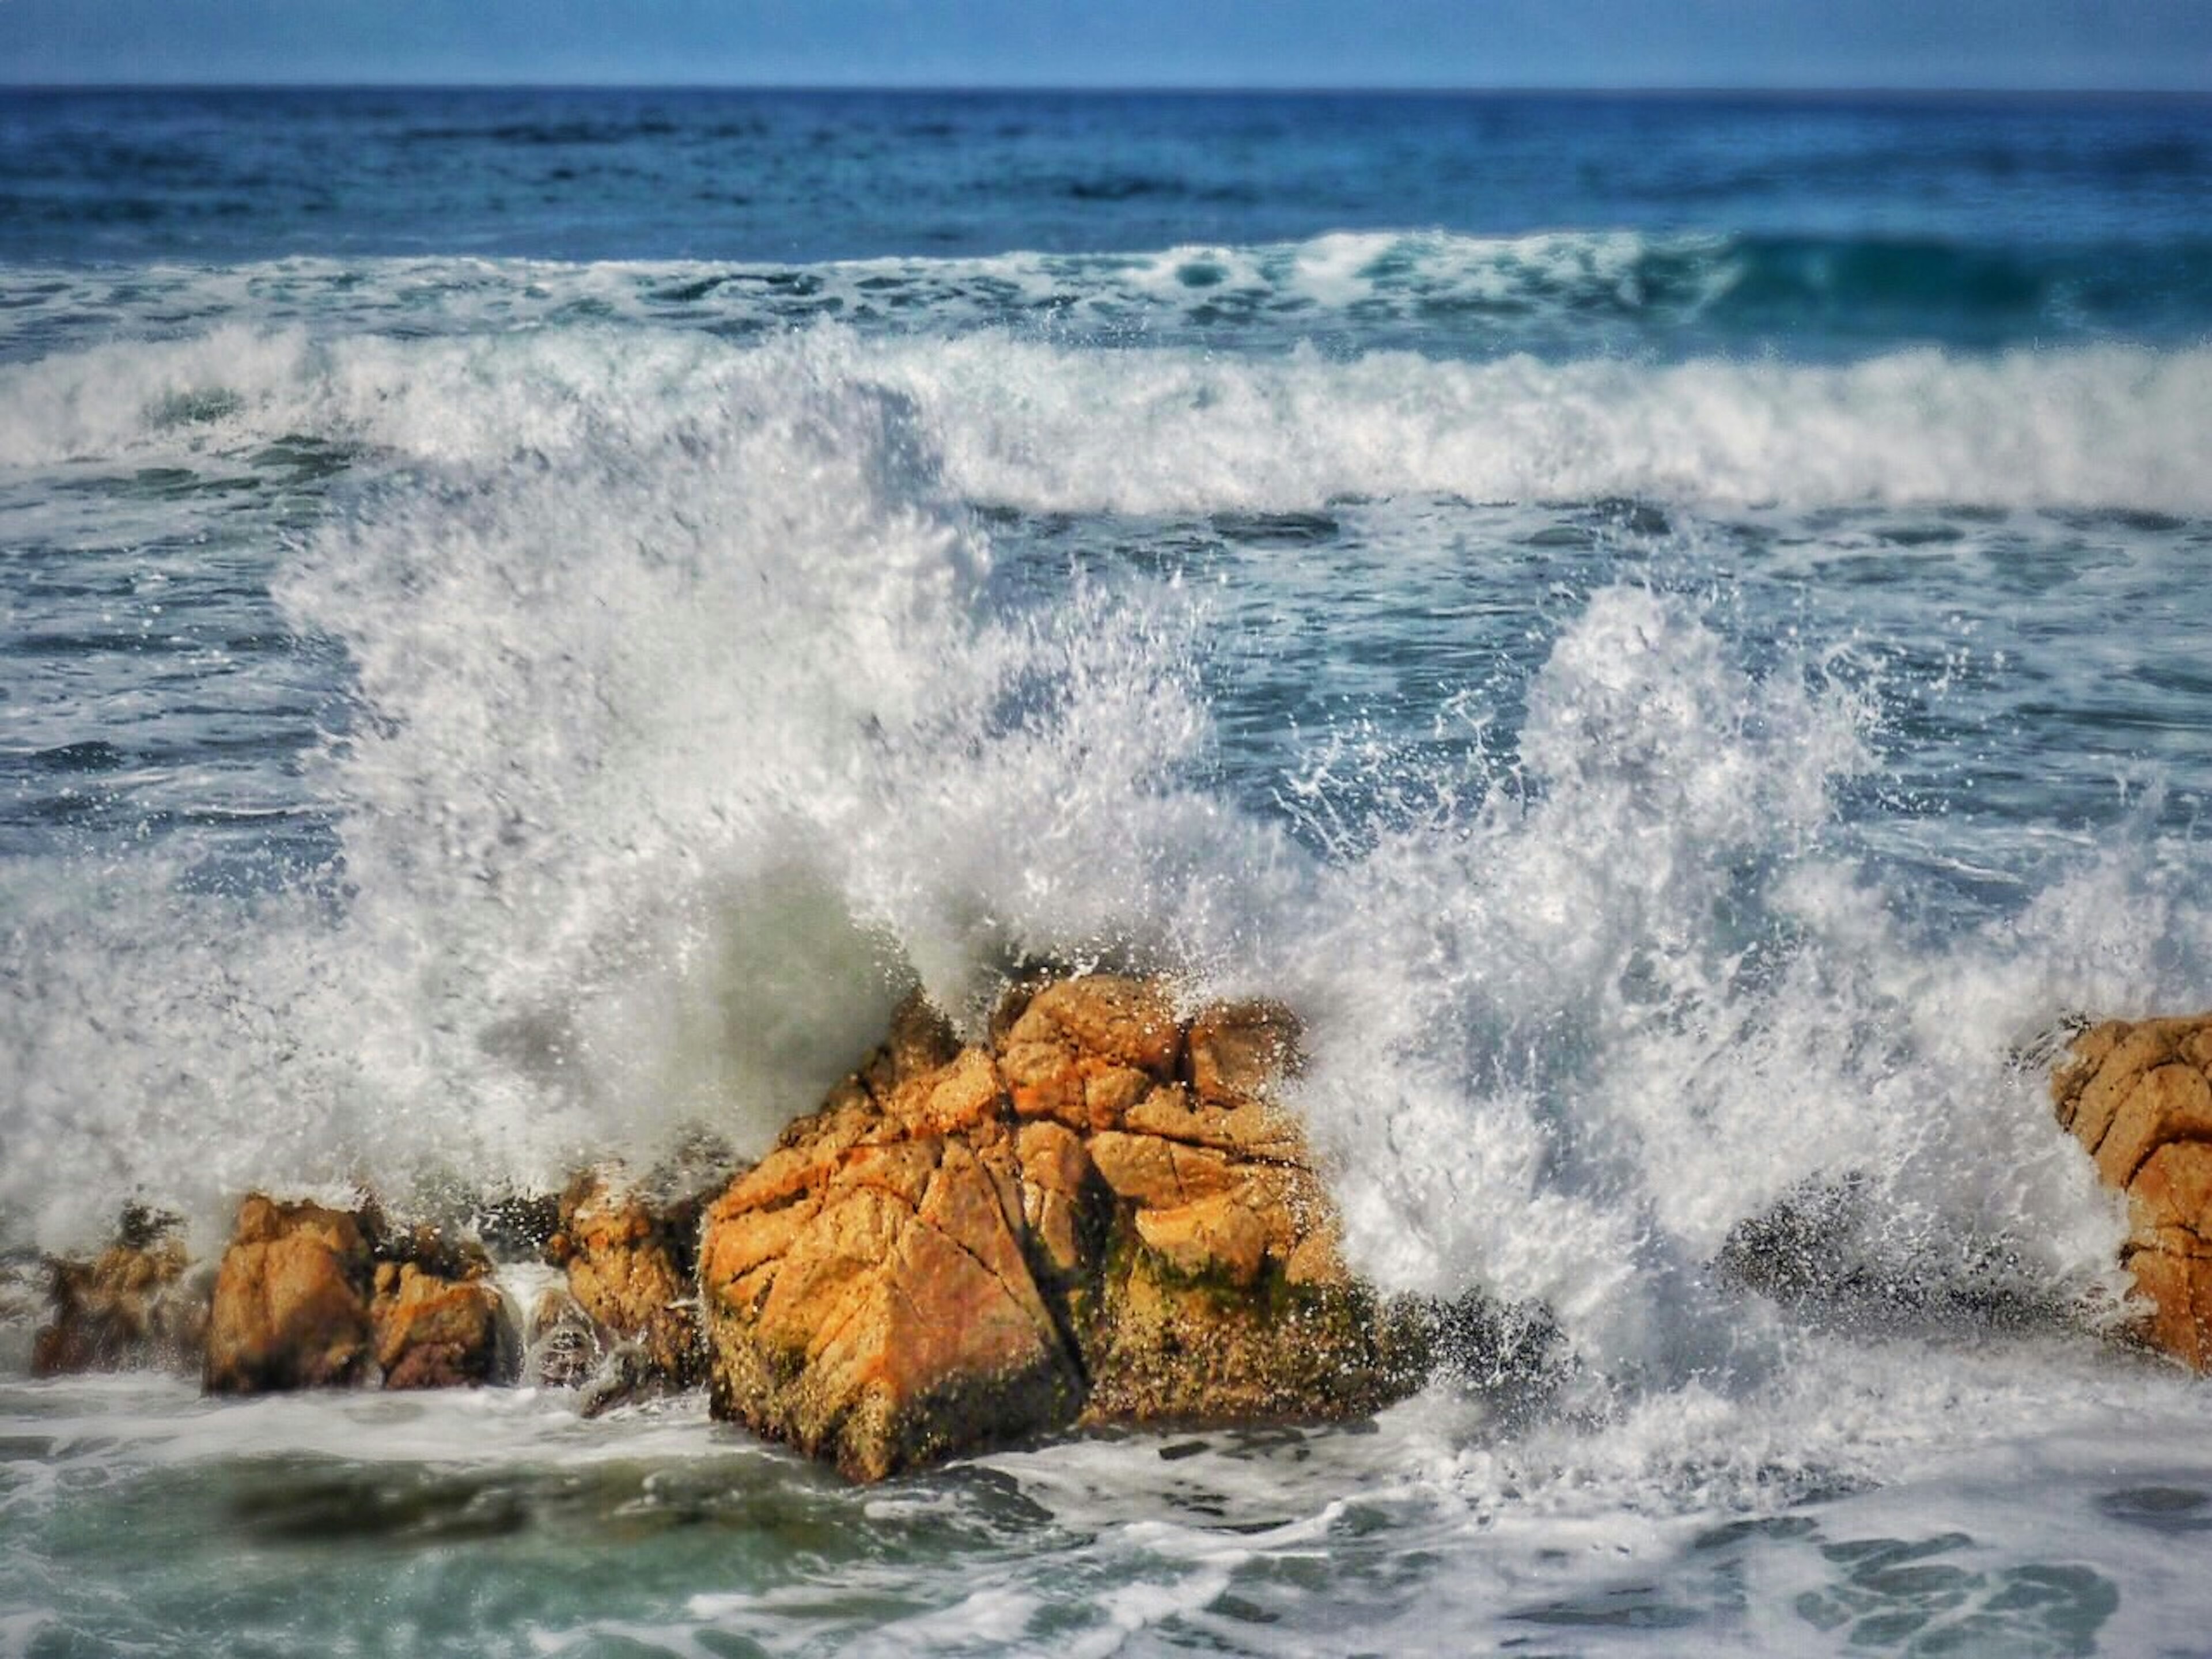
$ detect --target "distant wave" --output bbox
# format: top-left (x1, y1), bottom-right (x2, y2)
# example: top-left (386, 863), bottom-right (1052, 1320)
top-left (6, 229), bottom-right (2211, 365)
top-left (5, 317), bottom-right (2209, 514)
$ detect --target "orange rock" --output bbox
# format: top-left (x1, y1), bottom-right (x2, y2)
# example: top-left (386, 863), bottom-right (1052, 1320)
top-left (2123, 1251), bottom-right (2212, 1370)
top-left (2096, 1064), bottom-right (2212, 1187)
top-left (700, 974), bottom-right (1449, 1481)
top-left (885, 1046), bottom-right (1007, 1139)
top-left (1017, 976), bottom-right (1183, 1075)
top-left (554, 1172), bottom-right (703, 1388)
top-left (1133, 1194), bottom-right (1272, 1286)
top-left (204, 1197), bottom-right (517, 1395)
top-left (1122, 1082), bottom-right (1305, 1163)
top-left (2058, 1019), bottom-right (2188, 1149)
top-left (31, 1207), bottom-right (206, 1377)
top-left (1187, 999), bottom-right (1304, 1107)
top-left (1015, 1120), bottom-right (1098, 1277)
top-left (704, 1135), bottom-right (1077, 1481)
top-left (2055, 1014), bottom-right (2212, 1369)
top-left (370, 1260), bottom-right (509, 1389)
top-left (996, 975), bottom-right (1181, 1130)
top-left (204, 1196), bottom-right (376, 1393)
top-left (1086, 1130), bottom-right (1185, 1208)
top-left (2128, 1141), bottom-right (2212, 1258)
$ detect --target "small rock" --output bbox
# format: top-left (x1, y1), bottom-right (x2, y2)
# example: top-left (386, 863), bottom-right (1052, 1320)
top-left (369, 1257), bottom-right (510, 1389)
top-left (32, 1205), bottom-right (208, 1377)
top-left (204, 1195), bottom-right (518, 1393)
top-left (204, 1196), bottom-right (376, 1393)
top-left (551, 1171), bottom-right (704, 1389)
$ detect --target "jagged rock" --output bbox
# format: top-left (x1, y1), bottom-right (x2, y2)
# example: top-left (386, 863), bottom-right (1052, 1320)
top-left (1711, 1172), bottom-right (2059, 1332)
top-left (698, 976), bottom-right (1454, 1482)
top-left (32, 1205), bottom-right (209, 1377)
top-left (2055, 1014), bottom-right (2212, 1366)
top-left (548, 1171), bottom-right (703, 1390)
top-left (205, 1196), bottom-right (378, 1393)
top-left (206, 1196), bottom-right (516, 1393)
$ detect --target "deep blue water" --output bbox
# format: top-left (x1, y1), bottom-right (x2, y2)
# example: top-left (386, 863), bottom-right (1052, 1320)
top-left (5, 87), bottom-right (2212, 1658)
top-left (6, 89), bottom-right (2212, 350)
top-left (7, 88), bottom-right (2210, 259)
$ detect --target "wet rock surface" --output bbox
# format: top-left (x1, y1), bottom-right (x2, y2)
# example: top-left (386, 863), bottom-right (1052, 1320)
top-left (548, 1170), bottom-right (706, 1395)
top-left (204, 1196), bottom-right (514, 1393)
top-left (369, 1229), bottom-right (509, 1391)
top-left (27, 978), bottom-right (1528, 1473)
top-left (698, 976), bottom-right (1463, 1482)
top-left (2055, 1014), bottom-right (2212, 1367)
top-left (32, 1206), bottom-right (209, 1377)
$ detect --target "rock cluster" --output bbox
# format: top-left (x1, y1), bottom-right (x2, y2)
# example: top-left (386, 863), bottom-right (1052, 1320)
top-left (204, 1196), bottom-right (509, 1392)
top-left (28, 973), bottom-right (1510, 1482)
top-left (2054, 1014), bottom-right (2212, 1367)
top-left (696, 976), bottom-right (1442, 1481)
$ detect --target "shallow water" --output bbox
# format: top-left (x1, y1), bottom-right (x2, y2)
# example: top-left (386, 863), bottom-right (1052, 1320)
top-left (4, 87), bottom-right (2212, 1655)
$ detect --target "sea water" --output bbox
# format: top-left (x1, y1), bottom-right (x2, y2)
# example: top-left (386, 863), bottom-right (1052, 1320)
top-left (3, 88), bottom-right (2212, 1656)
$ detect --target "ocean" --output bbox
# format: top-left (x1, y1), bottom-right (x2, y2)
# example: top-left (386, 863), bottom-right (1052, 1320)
top-left (4, 86), bottom-right (2212, 1656)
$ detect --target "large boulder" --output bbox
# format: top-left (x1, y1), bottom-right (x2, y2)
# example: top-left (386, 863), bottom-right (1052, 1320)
top-left (205, 1196), bottom-right (515, 1393)
top-left (2055, 1014), bottom-right (2212, 1366)
top-left (698, 978), bottom-right (1445, 1481)
top-left (32, 1205), bottom-right (209, 1377)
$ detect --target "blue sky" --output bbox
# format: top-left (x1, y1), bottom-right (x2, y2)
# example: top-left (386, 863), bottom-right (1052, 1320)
top-left (3, 0), bottom-right (2210, 89)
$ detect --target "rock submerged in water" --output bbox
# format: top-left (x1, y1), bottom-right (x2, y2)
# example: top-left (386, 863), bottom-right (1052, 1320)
top-left (2054, 1014), bottom-right (2212, 1368)
top-left (204, 1196), bottom-right (510, 1393)
top-left (697, 975), bottom-right (1463, 1482)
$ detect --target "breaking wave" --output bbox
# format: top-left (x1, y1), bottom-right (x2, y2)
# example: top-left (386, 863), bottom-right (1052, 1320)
top-left (6, 306), bottom-right (2207, 1408)
top-left (5, 320), bottom-right (2211, 515)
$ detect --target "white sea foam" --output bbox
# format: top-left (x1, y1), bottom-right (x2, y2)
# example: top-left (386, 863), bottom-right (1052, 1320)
top-left (2, 308), bottom-right (2207, 1422)
top-left (5, 321), bottom-right (2209, 517)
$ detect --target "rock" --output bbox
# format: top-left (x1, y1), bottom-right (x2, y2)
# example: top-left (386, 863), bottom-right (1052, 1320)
top-left (369, 1230), bottom-right (511, 1390)
top-left (578, 1340), bottom-right (669, 1418)
top-left (32, 1205), bottom-right (208, 1377)
top-left (205, 1196), bottom-right (517, 1393)
top-left (2055, 1014), bottom-right (2212, 1366)
top-left (698, 974), bottom-right (1456, 1482)
top-left (548, 1171), bottom-right (703, 1391)
top-left (523, 1283), bottom-right (603, 1389)
top-left (204, 1196), bottom-right (377, 1393)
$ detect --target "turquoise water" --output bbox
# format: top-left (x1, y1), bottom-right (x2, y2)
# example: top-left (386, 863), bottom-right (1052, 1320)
top-left (5, 89), bottom-right (2212, 1655)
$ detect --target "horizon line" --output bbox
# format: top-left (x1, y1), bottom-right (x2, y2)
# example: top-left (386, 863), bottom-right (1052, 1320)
top-left (4, 80), bottom-right (2210, 99)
